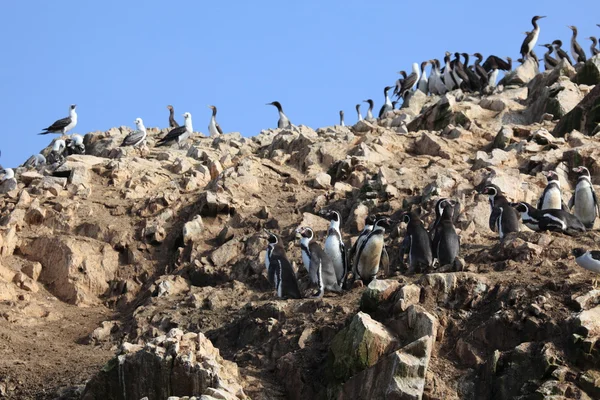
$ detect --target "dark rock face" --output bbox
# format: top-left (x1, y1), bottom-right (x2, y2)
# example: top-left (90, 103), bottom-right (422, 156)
top-left (553, 84), bottom-right (600, 137)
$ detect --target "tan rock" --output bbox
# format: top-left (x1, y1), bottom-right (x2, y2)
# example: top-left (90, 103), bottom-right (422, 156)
top-left (312, 172), bottom-right (331, 189)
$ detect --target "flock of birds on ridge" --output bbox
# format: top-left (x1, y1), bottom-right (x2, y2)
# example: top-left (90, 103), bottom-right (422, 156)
top-left (0, 18), bottom-right (600, 300)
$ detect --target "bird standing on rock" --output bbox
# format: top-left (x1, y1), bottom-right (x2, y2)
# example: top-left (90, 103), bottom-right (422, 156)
top-left (296, 226), bottom-right (342, 298)
top-left (568, 25), bottom-right (587, 64)
top-left (537, 170), bottom-right (568, 211)
top-left (39, 104), bottom-right (77, 135)
top-left (539, 44), bottom-right (558, 70)
top-left (155, 112), bottom-right (193, 148)
top-left (267, 101), bottom-right (291, 129)
top-left (512, 202), bottom-right (585, 235)
top-left (352, 217), bottom-right (390, 285)
top-left (322, 210), bottom-right (348, 288)
top-left (569, 166), bottom-right (599, 229)
top-left (121, 118), bottom-right (147, 151)
top-left (552, 40), bottom-right (573, 65)
top-left (431, 200), bottom-right (460, 267)
top-left (208, 105), bottom-right (223, 137)
top-left (481, 184), bottom-right (520, 239)
top-left (264, 230), bottom-right (301, 299)
top-left (573, 248), bottom-right (600, 288)
top-left (400, 212), bottom-right (433, 273)
top-left (167, 105), bottom-right (179, 128)
top-left (520, 16), bottom-right (545, 59)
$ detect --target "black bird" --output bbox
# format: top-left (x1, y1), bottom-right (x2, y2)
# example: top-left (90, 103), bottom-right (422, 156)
top-left (482, 55), bottom-right (513, 72)
top-left (363, 99), bottom-right (375, 120)
top-left (264, 230), bottom-right (302, 299)
top-left (471, 53), bottom-right (489, 89)
top-left (39, 104), bottom-right (77, 135)
top-left (539, 44), bottom-right (559, 70)
top-left (568, 25), bottom-right (587, 63)
top-left (266, 101), bottom-right (291, 129)
top-left (452, 52), bottom-right (471, 90)
top-left (589, 37), bottom-right (600, 56)
top-left (393, 71), bottom-right (407, 98)
top-left (398, 63), bottom-right (420, 100)
top-left (155, 112), bottom-right (193, 147)
top-left (552, 40), bottom-right (573, 65)
top-left (432, 200), bottom-right (460, 267)
top-left (378, 86), bottom-right (394, 118)
top-left (512, 202), bottom-right (585, 236)
top-left (481, 184), bottom-right (520, 239)
top-left (167, 105), bottom-right (179, 128)
top-left (401, 212), bottom-right (433, 273)
top-left (520, 16), bottom-right (546, 59)
top-left (462, 53), bottom-right (482, 92)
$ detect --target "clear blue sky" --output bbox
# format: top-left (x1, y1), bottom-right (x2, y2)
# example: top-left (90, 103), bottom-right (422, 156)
top-left (1, 1), bottom-right (598, 168)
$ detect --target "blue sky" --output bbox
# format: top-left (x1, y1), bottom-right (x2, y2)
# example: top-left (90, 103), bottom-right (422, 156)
top-left (1, 1), bottom-right (598, 168)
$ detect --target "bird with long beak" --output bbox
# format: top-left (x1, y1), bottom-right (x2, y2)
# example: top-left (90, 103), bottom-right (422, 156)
top-left (208, 105), bottom-right (223, 137)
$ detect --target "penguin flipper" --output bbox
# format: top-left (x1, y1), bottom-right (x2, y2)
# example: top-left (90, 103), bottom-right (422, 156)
top-left (592, 189), bottom-right (600, 217)
top-left (340, 240), bottom-right (348, 285)
top-left (489, 207), bottom-right (501, 232)
top-left (380, 246), bottom-right (390, 277)
top-left (568, 195), bottom-right (575, 210)
top-left (561, 201), bottom-right (569, 212)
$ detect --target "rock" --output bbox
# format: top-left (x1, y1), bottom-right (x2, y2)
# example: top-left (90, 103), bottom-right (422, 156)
top-left (492, 126), bottom-right (513, 150)
top-left (420, 272), bottom-right (488, 306)
top-left (20, 235), bottom-right (119, 305)
top-left (394, 284), bottom-right (422, 313)
top-left (21, 261), bottom-right (42, 281)
top-left (198, 191), bottom-right (234, 217)
top-left (579, 370), bottom-right (600, 398)
top-left (573, 290), bottom-right (600, 311)
top-left (502, 57), bottom-right (538, 86)
top-left (574, 54), bottom-right (600, 85)
top-left (210, 239), bottom-right (242, 267)
top-left (81, 332), bottom-right (246, 400)
top-left (0, 226), bottom-right (18, 257)
top-left (347, 203), bottom-right (369, 234)
top-left (0, 178), bottom-right (17, 194)
top-left (414, 132), bottom-right (450, 159)
top-left (408, 94), bottom-right (469, 132)
top-left (360, 279), bottom-right (401, 312)
top-left (312, 172), bottom-right (331, 189)
top-left (480, 98), bottom-right (506, 112)
top-left (553, 84), bottom-right (600, 137)
top-left (337, 335), bottom-right (433, 400)
top-left (183, 216), bottom-right (204, 243)
top-left (329, 312), bottom-right (399, 382)
top-left (573, 306), bottom-right (600, 338)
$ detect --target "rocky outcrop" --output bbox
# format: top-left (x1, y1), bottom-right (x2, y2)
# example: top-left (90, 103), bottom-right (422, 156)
top-left (553, 84), bottom-right (600, 137)
top-left (574, 54), bottom-right (600, 85)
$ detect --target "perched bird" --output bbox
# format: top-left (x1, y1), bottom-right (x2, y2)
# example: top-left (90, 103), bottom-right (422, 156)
top-left (24, 154), bottom-right (46, 168)
top-left (428, 59), bottom-right (447, 95)
top-left (155, 112), bottom-right (193, 148)
top-left (513, 202), bottom-right (585, 235)
top-left (452, 52), bottom-right (471, 91)
top-left (47, 139), bottom-right (66, 164)
top-left (167, 105), bottom-right (179, 128)
top-left (569, 166), bottom-right (599, 229)
top-left (39, 104), bottom-right (77, 135)
top-left (552, 40), bottom-right (573, 65)
top-left (1, 168), bottom-right (15, 182)
top-left (339, 110), bottom-right (345, 127)
top-left (65, 133), bottom-right (85, 155)
top-left (471, 53), bottom-right (489, 90)
top-left (572, 248), bottom-right (600, 287)
top-left (355, 104), bottom-right (363, 122)
top-left (399, 63), bottom-right (421, 100)
top-left (267, 101), bottom-right (291, 129)
top-left (264, 230), bottom-right (301, 299)
top-left (401, 212), bottom-right (433, 273)
top-left (429, 197), bottom-right (461, 236)
top-left (378, 86), bottom-right (394, 118)
top-left (322, 210), bottom-right (348, 287)
top-left (296, 226), bottom-right (342, 297)
top-left (121, 118), bottom-right (147, 149)
top-left (432, 200), bottom-right (460, 267)
top-left (482, 55), bottom-right (512, 88)
top-left (568, 25), bottom-right (587, 64)
top-left (589, 37), bottom-right (600, 56)
top-left (352, 217), bottom-right (390, 284)
top-left (539, 44), bottom-right (559, 70)
top-left (442, 53), bottom-right (457, 92)
top-left (520, 16), bottom-right (546, 59)
top-left (207, 105), bottom-right (223, 137)
top-left (417, 61), bottom-right (429, 94)
top-left (349, 215), bottom-right (375, 276)
top-left (393, 71), bottom-right (407, 98)
top-left (462, 53), bottom-right (482, 92)
top-left (537, 170), bottom-right (568, 211)
top-left (481, 184), bottom-right (520, 239)
top-left (363, 99), bottom-right (375, 121)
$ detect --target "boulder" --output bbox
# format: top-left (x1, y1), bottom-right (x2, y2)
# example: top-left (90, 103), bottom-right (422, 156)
top-left (492, 126), bottom-right (514, 150)
top-left (414, 132), bottom-right (450, 159)
top-left (360, 279), bottom-right (401, 312)
top-left (574, 54), bottom-right (600, 85)
top-left (553, 84), bottom-right (600, 137)
top-left (312, 172), bottom-right (331, 189)
top-left (501, 57), bottom-right (538, 86)
top-left (183, 216), bottom-right (204, 243)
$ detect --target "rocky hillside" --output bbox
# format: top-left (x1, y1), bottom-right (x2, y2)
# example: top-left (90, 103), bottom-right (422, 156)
top-left (1, 56), bottom-right (600, 400)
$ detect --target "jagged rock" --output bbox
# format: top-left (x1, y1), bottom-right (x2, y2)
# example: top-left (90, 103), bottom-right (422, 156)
top-left (81, 331), bottom-right (246, 400)
top-left (574, 54), bottom-right (600, 85)
top-left (183, 216), bottom-right (204, 243)
top-left (347, 203), bottom-right (369, 234)
top-left (408, 94), bottom-right (470, 132)
top-left (329, 312), bottom-right (399, 382)
top-left (312, 172), bottom-right (331, 189)
top-left (480, 97), bottom-right (506, 112)
top-left (337, 335), bottom-right (433, 400)
top-left (573, 290), bottom-right (600, 311)
top-left (420, 272), bottom-right (488, 306)
top-left (353, 119), bottom-right (377, 133)
top-left (414, 132), bottom-right (450, 159)
top-left (198, 191), bottom-right (234, 217)
top-left (573, 306), bottom-right (600, 338)
top-left (492, 126), bottom-right (513, 150)
top-left (407, 305), bottom-right (438, 341)
top-left (360, 279), bottom-right (401, 312)
top-left (502, 58), bottom-right (538, 86)
top-left (210, 239), bottom-right (242, 267)
top-left (579, 370), bottom-right (600, 398)
top-left (13, 272), bottom-right (39, 292)
top-left (0, 178), bottom-right (17, 194)
top-left (0, 226), bottom-right (18, 257)
top-left (19, 235), bottom-right (119, 305)
top-left (553, 84), bottom-right (600, 137)
top-left (394, 284), bottom-right (421, 313)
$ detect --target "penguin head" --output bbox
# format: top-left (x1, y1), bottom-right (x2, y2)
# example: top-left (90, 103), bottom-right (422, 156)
top-left (572, 248), bottom-right (587, 258)
top-left (573, 166), bottom-right (591, 178)
top-left (321, 210), bottom-right (341, 223)
top-left (542, 170), bottom-right (559, 182)
top-left (264, 229), bottom-right (279, 246)
top-left (481, 184), bottom-right (501, 198)
top-left (295, 226), bottom-right (313, 241)
top-left (365, 215), bottom-right (377, 226)
top-left (374, 217), bottom-right (391, 229)
top-left (401, 213), bottom-right (412, 225)
top-left (511, 202), bottom-right (530, 214)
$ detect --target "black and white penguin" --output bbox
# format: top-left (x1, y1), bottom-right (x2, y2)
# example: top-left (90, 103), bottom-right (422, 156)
top-left (353, 217), bottom-right (390, 284)
top-left (572, 248), bottom-right (600, 287)
top-left (429, 197), bottom-right (461, 237)
top-left (401, 212), bottom-right (433, 273)
top-left (296, 226), bottom-right (342, 297)
top-left (537, 170), bottom-right (568, 211)
top-left (264, 230), bottom-right (302, 299)
top-left (322, 210), bottom-right (347, 287)
top-left (432, 200), bottom-right (460, 267)
top-left (512, 202), bottom-right (585, 235)
top-left (481, 184), bottom-right (520, 239)
top-left (569, 166), bottom-right (599, 229)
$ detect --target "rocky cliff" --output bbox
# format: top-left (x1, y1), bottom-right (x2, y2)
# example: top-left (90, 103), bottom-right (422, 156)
top-left (1, 56), bottom-right (600, 399)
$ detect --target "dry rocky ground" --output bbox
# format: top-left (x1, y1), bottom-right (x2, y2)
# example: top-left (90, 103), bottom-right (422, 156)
top-left (0, 56), bottom-right (599, 399)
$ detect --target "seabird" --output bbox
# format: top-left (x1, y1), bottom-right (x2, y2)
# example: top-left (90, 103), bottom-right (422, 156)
top-left (452, 53), bottom-right (471, 91)
top-left (568, 26), bottom-right (587, 63)
top-left (266, 101), bottom-right (291, 129)
top-left (391, 101), bottom-right (399, 110)
top-left (417, 61), bottom-right (429, 94)
top-left (572, 248), bottom-right (600, 288)
top-left (399, 63), bottom-right (420, 100)
top-left (155, 112), bottom-right (193, 148)
top-left (65, 133), bottom-right (85, 155)
top-left (520, 16), bottom-right (546, 59)
top-left (482, 55), bottom-right (512, 88)
top-left (552, 40), bottom-right (573, 65)
top-left (393, 71), bottom-right (407, 98)
top-left (355, 104), bottom-right (363, 121)
top-left (378, 86), bottom-right (394, 118)
top-left (589, 37), bottom-right (600, 56)
top-left (443, 53), bottom-right (458, 92)
top-left (539, 44), bottom-right (559, 70)
top-left (428, 59), bottom-right (447, 95)
top-left (471, 53), bottom-right (489, 89)
top-left (39, 104), bottom-right (77, 135)
top-left (363, 99), bottom-right (375, 120)
top-left (339, 110), bottom-right (345, 127)
top-left (208, 105), bottom-right (223, 137)
top-left (1, 168), bottom-right (14, 181)
top-left (24, 154), bottom-right (46, 168)
top-left (121, 118), bottom-right (148, 149)
top-left (167, 105), bottom-right (179, 128)
top-left (462, 53), bottom-right (482, 92)
top-left (47, 139), bottom-right (66, 164)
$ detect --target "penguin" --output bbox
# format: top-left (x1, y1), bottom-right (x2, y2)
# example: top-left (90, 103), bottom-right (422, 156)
top-left (569, 166), bottom-right (599, 229)
top-left (353, 217), bottom-right (390, 284)
top-left (401, 212), bottom-right (433, 273)
top-left (512, 202), bottom-right (585, 235)
top-left (432, 200), bottom-right (460, 267)
top-left (481, 184), bottom-right (520, 239)
top-left (322, 210), bottom-right (347, 287)
top-left (537, 170), bottom-right (568, 211)
top-left (572, 248), bottom-right (600, 287)
top-left (295, 226), bottom-right (342, 297)
top-left (429, 197), bottom-right (461, 237)
top-left (264, 230), bottom-right (302, 299)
